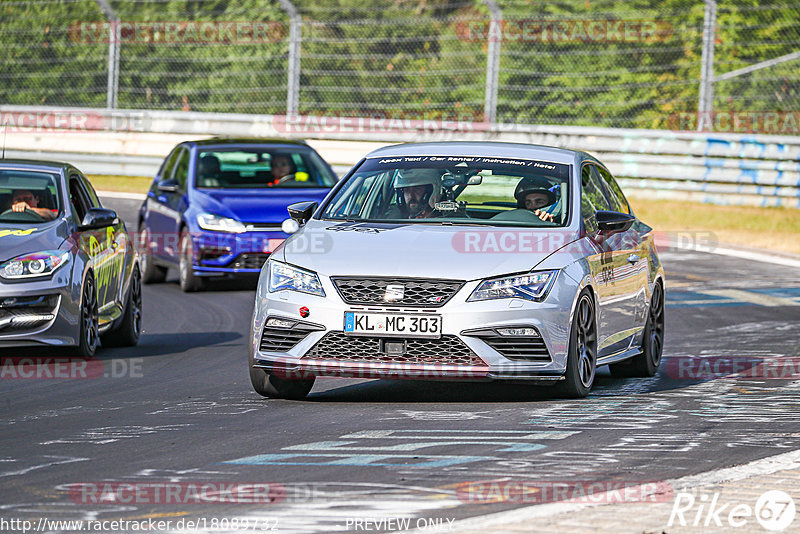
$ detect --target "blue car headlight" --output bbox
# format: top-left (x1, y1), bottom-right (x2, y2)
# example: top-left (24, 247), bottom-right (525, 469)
top-left (0, 250), bottom-right (70, 280)
top-left (268, 260), bottom-right (325, 297)
top-left (468, 270), bottom-right (558, 302)
top-left (197, 213), bottom-right (246, 233)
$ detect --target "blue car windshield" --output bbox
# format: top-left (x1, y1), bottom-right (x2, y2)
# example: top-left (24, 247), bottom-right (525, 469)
top-left (320, 156), bottom-right (571, 227)
top-left (195, 148), bottom-right (336, 189)
top-left (0, 171), bottom-right (62, 224)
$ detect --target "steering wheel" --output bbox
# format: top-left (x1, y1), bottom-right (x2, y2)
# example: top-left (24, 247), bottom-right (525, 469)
top-left (0, 207), bottom-right (45, 221)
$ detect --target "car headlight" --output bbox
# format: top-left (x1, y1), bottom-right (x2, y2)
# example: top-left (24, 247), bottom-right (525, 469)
top-left (0, 250), bottom-right (70, 280)
top-left (468, 270), bottom-right (558, 302)
top-left (268, 260), bottom-right (325, 297)
top-left (196, 213), bottom-right (246, 233)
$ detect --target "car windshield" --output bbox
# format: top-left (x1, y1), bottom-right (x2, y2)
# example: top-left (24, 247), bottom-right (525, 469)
top-left (195, 147), bottom-right (337, 189)
top-left (320, 156), bottom-right (571, 227)
top-left (0, 170), bottom-right (62, 224)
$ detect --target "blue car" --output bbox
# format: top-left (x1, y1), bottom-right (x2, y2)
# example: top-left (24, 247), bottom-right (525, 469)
top-left (137, 138), bottom-right (337, 291)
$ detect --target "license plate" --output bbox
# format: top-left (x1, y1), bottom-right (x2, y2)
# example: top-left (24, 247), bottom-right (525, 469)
top-left (343, 311), bottom-right (442, 339)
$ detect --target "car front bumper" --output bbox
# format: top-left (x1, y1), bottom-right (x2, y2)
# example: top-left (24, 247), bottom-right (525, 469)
top-left (0, 277), bottom-right (79, 348)
top-left (250, 273), bottom-right (579, 382)
top-left (191, 230), bottom-right (287, 276)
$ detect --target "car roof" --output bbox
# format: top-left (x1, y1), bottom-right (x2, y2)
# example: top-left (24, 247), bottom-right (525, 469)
top-left (190, 137), bottom-right (310, 147)
top-left (365, 141), bottom-right (584, 165)
top-left (0, 159), bottom-right (70, 173)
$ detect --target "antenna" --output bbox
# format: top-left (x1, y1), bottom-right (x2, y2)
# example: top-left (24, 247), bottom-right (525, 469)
top-left (1, 124), bottom-right (6, 159)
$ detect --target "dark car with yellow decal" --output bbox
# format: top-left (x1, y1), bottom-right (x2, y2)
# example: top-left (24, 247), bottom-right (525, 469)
top-left (0, 160), bottom-right (141, 356)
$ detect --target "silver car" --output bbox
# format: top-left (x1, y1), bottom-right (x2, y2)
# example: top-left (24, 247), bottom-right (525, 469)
top-left (249, 142), bottom-right (665, 399)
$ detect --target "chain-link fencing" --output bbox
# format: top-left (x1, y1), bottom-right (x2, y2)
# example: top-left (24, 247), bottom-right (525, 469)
top-left (1, 0), bottom-right (798, 132)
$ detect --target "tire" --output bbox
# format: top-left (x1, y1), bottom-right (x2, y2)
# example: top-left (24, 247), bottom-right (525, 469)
top-left (139, 224), bottom-right (167, 284)
top-left (610, 281), bottom-right (665, 378)
top-left (102, 265), bottom-right (142, 347)
top-left (179, 229), bottom-right (204, 292)
top-left (249, 349), bottom-right (314, 400)
top-left (75, 273), bottom-right (99, 358)
top-left (557, 290), bottom-right (598, 398)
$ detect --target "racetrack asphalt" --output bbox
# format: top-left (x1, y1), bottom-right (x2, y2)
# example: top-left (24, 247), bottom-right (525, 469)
top-left (1, 196), bottom-right (799, 533)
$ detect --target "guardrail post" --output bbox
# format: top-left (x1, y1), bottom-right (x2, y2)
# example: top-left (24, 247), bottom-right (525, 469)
top-left (279, 0), bottom-right (301, 116)
top-left (697, 0), bottom-right (717, 131)
top-left (482, 0), bottom-right (502, 125)
top-left (94, 0), bottom-right (119, 109)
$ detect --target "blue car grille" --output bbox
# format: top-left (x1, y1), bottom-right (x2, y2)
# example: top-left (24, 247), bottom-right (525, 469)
top-left (229, 253), bottom-right (269, 270)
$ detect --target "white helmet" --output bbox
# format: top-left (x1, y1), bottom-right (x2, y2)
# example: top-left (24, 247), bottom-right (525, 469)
top-left (394, 168), bottom-right (443, 214)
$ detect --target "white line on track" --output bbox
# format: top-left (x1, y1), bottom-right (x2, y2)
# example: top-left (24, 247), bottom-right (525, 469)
top-left (420, 448), bottom-right (800, 532)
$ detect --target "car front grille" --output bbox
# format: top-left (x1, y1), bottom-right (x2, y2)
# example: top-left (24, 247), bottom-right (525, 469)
top-left (229, 253), bottom-right (269, 270)
top-left (331, 277), bottom-right (464, 308)
top-left (479, 336), bottom-right (551, 362)
top-left (303, 331), bottom-right (484, 366)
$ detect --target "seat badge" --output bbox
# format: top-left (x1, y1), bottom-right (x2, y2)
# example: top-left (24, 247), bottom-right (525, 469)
top-left (384, 284), bottom-right (405, 302)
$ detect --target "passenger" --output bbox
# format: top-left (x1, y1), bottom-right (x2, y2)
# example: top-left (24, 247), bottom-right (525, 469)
top-left (8, 189), bottom-right (56, 221)
top-left (394, 169), bottom-right (443, 219)
top-left (514, 177), bottom-right (557, 223)
top-left (197, 154), bottom-right (221, 187)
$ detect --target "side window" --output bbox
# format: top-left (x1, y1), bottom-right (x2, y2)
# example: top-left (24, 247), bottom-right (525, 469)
top-left (79, 174), bottom-right (102, 209)
top-left (595, 165), bottom-right (631, 215)
top-left (581, 164), bottom-right (611, 233)
top-left (172, 148), bottom-right (190, 191)
top-left (68, 176), bottom-right (90, 223)
top-left (161, 147), bottom-right (182, 181)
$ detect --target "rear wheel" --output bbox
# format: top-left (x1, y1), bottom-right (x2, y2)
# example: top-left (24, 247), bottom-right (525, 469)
top-left (249, 350), bottom-right (314, 400)
top-left (139, 224), bottom-right (167, 284)
top-left (557, 290), bottom-right (597, 398)
top-left (610, 281), bottom-right (665, 378)
top-left (75, 274), bottom-right (99, 358)
top-left (179, 229), bottom-right (204, 292)
top-left (102, 265), bottom-right (142, 347)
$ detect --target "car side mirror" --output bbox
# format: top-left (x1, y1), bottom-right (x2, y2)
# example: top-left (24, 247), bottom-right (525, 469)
top-left (80, 208), bottom-right (118, 230)
top-left (287, 201), bottom-right (318, 226)
top-left (596, 210), bottom-right (635, 233)
top-left (158, 179), bottom-right (180, 193)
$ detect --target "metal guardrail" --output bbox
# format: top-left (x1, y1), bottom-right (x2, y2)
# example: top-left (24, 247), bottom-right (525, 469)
top-left (2, 106), bottom-right (799, 208)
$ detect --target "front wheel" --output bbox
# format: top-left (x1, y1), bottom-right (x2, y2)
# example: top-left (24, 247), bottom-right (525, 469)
top-left (139, 224), bottom-right (167, 284)
top-left (75, 274), bottom-right (99, 358)
top-left (557, 290), bottom-right (598, 398)
top-left (179, 229), bottom-right (204, 292)
top-left (249, 350), bottom-right (314, 400)
top-left (610, 281), bottom-right (665, 378)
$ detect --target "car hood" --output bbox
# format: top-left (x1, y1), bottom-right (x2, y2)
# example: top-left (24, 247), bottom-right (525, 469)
top-left (0, 220), bottom-right (71, 262)
top-left (281, 220), bottom-right (581, 281)
top-left (194, 188), bottom-right (331, 224)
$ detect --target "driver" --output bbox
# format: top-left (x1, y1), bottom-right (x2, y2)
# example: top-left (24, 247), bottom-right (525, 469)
top-left (394, 169), bottom-right (443, 219)
top-left (8, 189), bottom-right (56, 221)
top-left (514, 177), bottom-right (557, 223)
top-left (267, 154), bottom-right (296, 185)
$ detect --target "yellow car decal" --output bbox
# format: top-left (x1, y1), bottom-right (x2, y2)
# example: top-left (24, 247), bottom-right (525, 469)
top-left (0, 228), bottom-right (38, 238)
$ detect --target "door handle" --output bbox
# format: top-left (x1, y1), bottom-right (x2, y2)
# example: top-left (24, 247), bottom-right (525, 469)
top-left (627, 254), bottom-right (640, 264)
